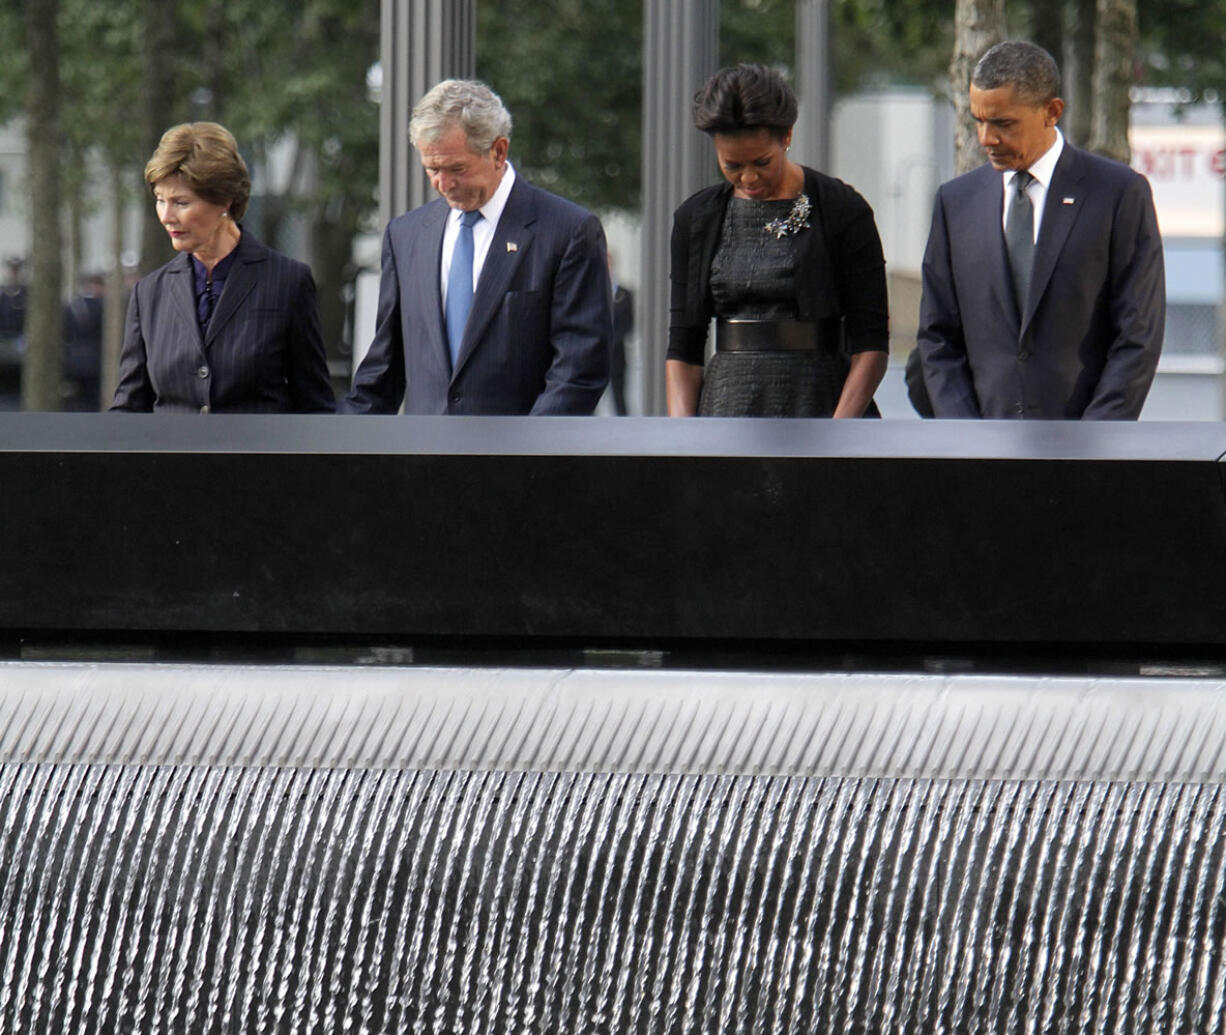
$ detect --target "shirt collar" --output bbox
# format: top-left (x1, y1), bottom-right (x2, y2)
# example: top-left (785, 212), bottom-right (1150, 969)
top-left (190, 244), bottom-right (239, 288)
top-left (1007, 127), bottom-right (1063, 190)
top-left (452, 161), bottom-right (516, 229)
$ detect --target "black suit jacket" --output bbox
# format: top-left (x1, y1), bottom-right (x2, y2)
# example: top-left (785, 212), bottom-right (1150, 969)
top-left (343, 173), bottom-right (612, 416)
top-left (111, 232), bottom-right (334, 413)
top-left (917, 142), bottom-right (1165, 419)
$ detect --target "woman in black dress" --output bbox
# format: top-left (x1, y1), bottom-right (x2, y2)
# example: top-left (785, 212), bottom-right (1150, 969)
top-left (666, 64), bottom-right (888, 418)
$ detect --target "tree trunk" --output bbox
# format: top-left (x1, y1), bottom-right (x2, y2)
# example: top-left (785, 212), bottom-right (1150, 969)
top-left (1030, 0), bottom-right (1064, 75)
top-left (1068, 0), bottom-right (1096, 146)
top-left (66, 142), bottom-right (84, 306)
top-left (21, 0), bottom-right (64, 412)
top-left (1088, 0), bottom-right (1135, 162)
top-left (139, 0), bottom-right (177, 273)
top-left (100, 160), bottom-right (128, 410)
top-left (951, 0), bottom-right (1007, 175)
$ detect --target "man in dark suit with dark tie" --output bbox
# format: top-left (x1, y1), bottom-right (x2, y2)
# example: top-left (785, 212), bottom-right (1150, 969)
top-left (344, 79), bottom-right (612, 415)
top-left (917, 41), bottom-right (1165, 419)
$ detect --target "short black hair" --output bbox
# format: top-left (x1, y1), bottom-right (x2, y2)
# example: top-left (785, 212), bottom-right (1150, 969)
top-left (692, 63), bottom-right (798, 138)
top-left (972, 41), bottom-right (1061, 104)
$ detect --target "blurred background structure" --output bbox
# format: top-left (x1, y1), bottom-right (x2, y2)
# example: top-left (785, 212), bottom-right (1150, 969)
top-left (0, 0), bottom-right (1223, 416)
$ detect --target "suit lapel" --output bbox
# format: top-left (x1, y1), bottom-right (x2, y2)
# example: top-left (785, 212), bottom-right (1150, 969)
top-left (452, 179), bottom-right (533, 379)
top-left (205, 234), bottom-right (262, 347)
top-left (971, 168), bottom-right (1022, 330)
top-left (168, 253), bottom-right (206, 353)
top-left (414, 202), bottom-right (451, 372)
top-left (1022, 145), bottom-right (1084, 335)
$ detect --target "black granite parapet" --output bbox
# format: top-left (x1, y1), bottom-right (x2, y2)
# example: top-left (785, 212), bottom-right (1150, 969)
top-left (3, 414), bottom-right (1226, 658)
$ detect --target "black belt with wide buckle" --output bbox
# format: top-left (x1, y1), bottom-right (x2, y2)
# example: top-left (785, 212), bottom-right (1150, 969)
top-left (715, 318), bottom-right (820, 352)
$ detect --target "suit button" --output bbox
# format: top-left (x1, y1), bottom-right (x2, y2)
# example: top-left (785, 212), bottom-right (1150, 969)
top-left (200, 404), bottom-right (210, 415)
top-left (197, 365), bottom-right (210, 379)
top-left (1018, 349), bottom-right (1030, 361)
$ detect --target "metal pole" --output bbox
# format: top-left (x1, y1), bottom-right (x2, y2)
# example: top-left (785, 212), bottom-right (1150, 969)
top-left (794, 0), bottom-right (831, 172)
top-left (379, 0), bottom-right (475, 229)
top-left (639, 0), bottom-right (720, 415)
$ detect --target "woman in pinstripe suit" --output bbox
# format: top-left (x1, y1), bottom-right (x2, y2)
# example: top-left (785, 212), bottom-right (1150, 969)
top-left (111, 123), bottom-right (334, 413)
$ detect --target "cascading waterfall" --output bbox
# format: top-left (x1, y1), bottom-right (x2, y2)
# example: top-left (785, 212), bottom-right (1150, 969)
top-left (1, 663), bottom-right (1224, 1034)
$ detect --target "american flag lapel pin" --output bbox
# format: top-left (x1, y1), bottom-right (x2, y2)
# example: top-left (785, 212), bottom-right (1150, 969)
top-left (506, 241), bottom-right (518, 252)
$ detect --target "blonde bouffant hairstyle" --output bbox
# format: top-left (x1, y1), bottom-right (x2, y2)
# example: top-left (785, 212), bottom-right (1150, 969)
top-left (144, 122), bottom-right (251, 221)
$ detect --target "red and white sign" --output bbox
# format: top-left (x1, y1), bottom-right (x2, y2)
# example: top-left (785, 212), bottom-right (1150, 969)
top-left (1130, 123), bottom-right (1225, 238)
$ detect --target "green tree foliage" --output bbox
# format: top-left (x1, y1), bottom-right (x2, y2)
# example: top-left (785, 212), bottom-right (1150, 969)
top-left (187, 0), bottom-right (380, 235)
top-left (1138, 0), bottom-right (1226, 101)
top-left (722, 0), bottom-right (795, 69)
top-left (836, 0), bottom-right (956, 94)
top-left (187, 0), bottom-right (381, 355)
top-left (0, 0), bottom-right (380, 402)
top-left (57, 0), bottom-right (147, 271)
top-left (476, 0), bottom-right (642, 212)
top-left (722, 0), bottom-right (956, 95)
top-left (0, 3), bottom-right (29, 126)
top-left (475, 0), bottom-right (962, 213)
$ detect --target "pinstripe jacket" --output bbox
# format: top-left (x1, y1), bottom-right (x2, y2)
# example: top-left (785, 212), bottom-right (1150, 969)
top-left (111, 231), bottom-right (335, 413)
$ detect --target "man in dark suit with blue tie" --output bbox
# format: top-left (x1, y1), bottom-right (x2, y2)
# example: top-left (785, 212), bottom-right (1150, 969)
top-left (344, 79), bottom-right (612, 415)
top-left (917, 41), bottom-right (1165, 419)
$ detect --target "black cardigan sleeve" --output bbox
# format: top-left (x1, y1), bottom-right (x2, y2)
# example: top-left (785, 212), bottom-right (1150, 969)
top-left (666, 186), bottom-right (723, 365)
top-left (811, 171), bottom-right (889, 354)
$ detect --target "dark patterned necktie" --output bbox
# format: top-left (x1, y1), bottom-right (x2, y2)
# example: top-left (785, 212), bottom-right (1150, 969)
top-left (197, 277), bottom-right (218, 330)
top-left (1005, 170), bottom-right (1035, 311)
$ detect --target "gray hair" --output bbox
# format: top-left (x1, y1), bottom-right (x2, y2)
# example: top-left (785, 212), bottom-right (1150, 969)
top-left (972, 41), bottom-right (1061, 104)
top-left (409, 79), bottom-right (513, 153)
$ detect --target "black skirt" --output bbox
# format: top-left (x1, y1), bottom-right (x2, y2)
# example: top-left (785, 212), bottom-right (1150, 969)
top-left (698, 349), bottom-right (849, 417)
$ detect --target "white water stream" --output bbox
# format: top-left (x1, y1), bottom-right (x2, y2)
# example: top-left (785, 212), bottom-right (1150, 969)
top-left (1, 663), bottom-right (1224, 1033)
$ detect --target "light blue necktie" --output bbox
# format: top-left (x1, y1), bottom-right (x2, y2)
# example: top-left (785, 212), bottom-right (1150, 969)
top-left (446, 210), bottom-right (481, 366)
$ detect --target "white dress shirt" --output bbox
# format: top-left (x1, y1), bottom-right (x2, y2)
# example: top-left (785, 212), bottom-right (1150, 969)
top-left (1002, 128), bottom-right (1064, 243)
top-left (440, 163), bottom-right (517, 308)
